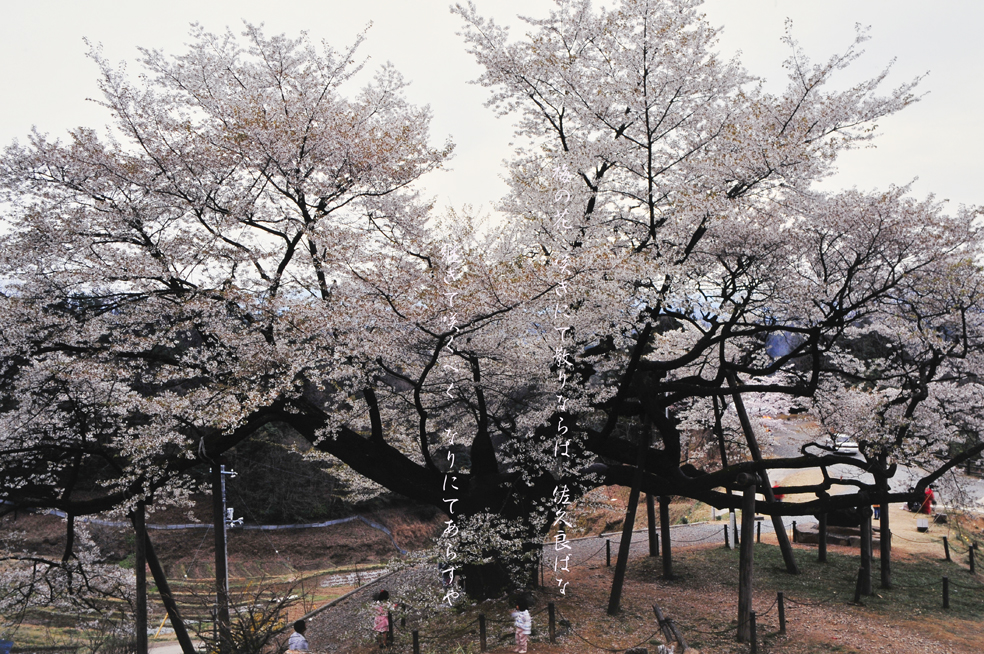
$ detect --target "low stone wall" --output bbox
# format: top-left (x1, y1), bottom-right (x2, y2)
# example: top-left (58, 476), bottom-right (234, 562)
top-left (318, 569), bottom-right (389, 588)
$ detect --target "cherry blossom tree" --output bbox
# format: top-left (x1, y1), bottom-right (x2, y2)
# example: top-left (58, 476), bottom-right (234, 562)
top-left (3, 0), bottom-right (983, 606)
top-left (452, 0), bottom-right (982, 506)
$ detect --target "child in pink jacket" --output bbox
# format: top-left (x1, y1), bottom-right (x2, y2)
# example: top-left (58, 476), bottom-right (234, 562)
top-left (373, 589), bottom-right (393, 649)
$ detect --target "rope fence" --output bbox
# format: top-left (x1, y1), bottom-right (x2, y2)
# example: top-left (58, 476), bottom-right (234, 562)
top-left (303, 512), bottom-right (983, 653)
top-left (887, 530), bottom-right (930, 543)
top-left (558, 607), bottom-right (665, 653)
top-left (314, 567), bottom-right (984, 654)
top-left (942, 538), bottom-right (978, 554)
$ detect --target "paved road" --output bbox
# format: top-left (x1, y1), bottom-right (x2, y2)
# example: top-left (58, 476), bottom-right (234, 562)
top-left (149, 643), bottom-right (192, 654)
top-left (565, 515), bottom-right (796, 566)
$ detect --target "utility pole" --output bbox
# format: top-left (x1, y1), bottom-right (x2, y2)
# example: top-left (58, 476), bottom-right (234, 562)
top-left (212, 462), bottom-right (240, 649)
top-left (712, 396), bottom-right (738, 550)
top-left (133, 501), bottom-right (148, 654)
top-left (878, 452), bottom-right (892, 589)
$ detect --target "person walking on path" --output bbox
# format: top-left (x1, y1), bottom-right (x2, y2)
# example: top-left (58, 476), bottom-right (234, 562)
top-left (511, 597), bottom-right (532, 654)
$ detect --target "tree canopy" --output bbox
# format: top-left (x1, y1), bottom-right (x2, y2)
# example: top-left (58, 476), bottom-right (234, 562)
top-left (2, 0), bottom-right (983, 600)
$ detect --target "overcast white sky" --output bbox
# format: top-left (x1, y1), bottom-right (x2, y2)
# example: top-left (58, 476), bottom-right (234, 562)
top-left (2, 1), bottom-right (981, 215)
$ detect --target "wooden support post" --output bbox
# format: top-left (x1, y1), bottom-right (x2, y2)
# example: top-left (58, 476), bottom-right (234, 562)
top-left (777, 591), bottom-right (786, 635)
top-left (647, 493), bottom-right (659, 557)
top-left (737, 474), bottom-right (756, 643)
top-left (548, 602), bottom-right (556, 643)
top-left (749, 611), bottom-right (757, 654)
top-left (660, 495), bottom-right (673, 578)
top-left (133, 501), bottom-right (148, 654)
top-left (853, 567), bottom-right (865, 605)
top-left (726, 372), bottom-right (798, 574)
top-left (479, 613), bottom-right (487, 651)
top-left (818, 513), bottom-right (828, 563)
top-left (860, 504), bottom-right (873, 595)
top-left (653, 604), bottom-right (673, 642)
top-left (667, 618), bottom-right (688, 653)
top-left (608, 426), bottom-right (648, 615)
top-left (943, 536), bottom-right (951, 562)
top-left (144, 532), bottom-right (196, 654)
top-left (943, 576), bottom-right (950, 609)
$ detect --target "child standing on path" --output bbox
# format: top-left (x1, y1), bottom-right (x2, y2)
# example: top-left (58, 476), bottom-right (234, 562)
top-left (510, 597), bottom-right (532, 654)
top-left (373, 589), bottom-right (394, 649)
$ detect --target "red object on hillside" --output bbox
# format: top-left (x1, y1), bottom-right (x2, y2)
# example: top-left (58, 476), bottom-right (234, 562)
top-left (772, 483), bottom-right (785, 502)
top-left (919, 487), bottom-right (935, 514)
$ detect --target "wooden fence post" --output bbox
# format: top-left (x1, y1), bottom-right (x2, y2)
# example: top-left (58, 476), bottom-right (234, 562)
top-left (479, 613), bottom-right (487, 651)
top-left (943, 536), bottom-right (951, 562)
top-left (777, 591), bottom-right (786, 634)
top-left (412, 630), bottom-right (420, 654)
top-left (749, 611), bottom-right (757, 654)
top-left (606, 539), bottom-right (611, 566)
top-left (548, 602), bottom-right (556, 643)
top-left (943, 576), bottom-right (950, 609)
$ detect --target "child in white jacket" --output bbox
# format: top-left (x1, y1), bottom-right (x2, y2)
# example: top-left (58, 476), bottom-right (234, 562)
top-left (510, 598), bottom-right (532, 653)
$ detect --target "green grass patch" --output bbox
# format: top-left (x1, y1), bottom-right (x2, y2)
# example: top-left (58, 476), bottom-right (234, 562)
top-left (688, 543), bottom-right (984, 620)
